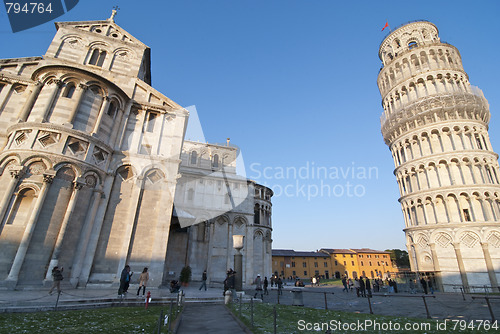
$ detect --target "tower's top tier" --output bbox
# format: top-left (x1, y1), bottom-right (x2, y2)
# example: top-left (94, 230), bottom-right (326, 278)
top-left (379, 21), bottom-right (440, 66)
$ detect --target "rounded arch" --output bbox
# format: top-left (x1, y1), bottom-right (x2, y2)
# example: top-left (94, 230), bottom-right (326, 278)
top-left (82, 170), bottom-right (102, 188)
top-left (17, 182), bottom-right (41, 195)
top-left (254, 229), bottom-right (264, 238)
top-left (233, 215), bottom-right (248, 226)
top-left (139, 164), bottom-right (167, 179)
top-left (53, 161), bottom-right (81, 177)
top-left (21, 156), bottom-right (52, 170)
top-left (0, 154), bottom-right (21, 169)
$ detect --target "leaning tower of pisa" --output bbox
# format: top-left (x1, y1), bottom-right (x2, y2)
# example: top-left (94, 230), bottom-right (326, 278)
top-left (378, 21), bottom-right (500, 292)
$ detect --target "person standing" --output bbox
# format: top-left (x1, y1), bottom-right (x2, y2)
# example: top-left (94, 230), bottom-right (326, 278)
top-left (409, 279), bottom-right (416, 294)
top-left (227, 269), bottom-right (236, 299)
top-left (199, 270), bottom-right (208, 291)
top-left (253, 274), bottom-right (263, 299)
top-left (420, 277), bottom-right (428, 294)
top-left (427, 278), bottom-right (434, 294)
top-left (365, 277), bottom-right (372, 298)
top-left (359, 277), bottom-right (366, 297)
top-left (48, 266), bottom-right (64, 295)
top-left (277, 277), bottom-right (283, 295)
top-left (354, 278), bottom-right (360, 297)
top-left (263, 276), bottom-right (269, 295)
top-left (118, 265), bottom-right (133, 297)
top-left (137, 267), bottom-right (149, 297)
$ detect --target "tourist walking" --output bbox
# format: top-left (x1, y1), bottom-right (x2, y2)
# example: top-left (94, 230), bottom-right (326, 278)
top-left (199, 270), bottom-right (207, 291)
top-left (137, 267), bottom-right (149, 296)
top-left (342, 276), bottom-right (348, 292)
top-left (48, 266), bottom-right (64, 295)
top-left (253, 274), bottom-right (263, 299)
top-left (263, 276), bottom-right (269, 295)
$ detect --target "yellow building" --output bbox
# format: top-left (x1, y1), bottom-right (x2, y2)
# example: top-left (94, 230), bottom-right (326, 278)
top-left (320, 248), bottom-right (393, 279)
top-left (272, 250), bottom-right (332, 279)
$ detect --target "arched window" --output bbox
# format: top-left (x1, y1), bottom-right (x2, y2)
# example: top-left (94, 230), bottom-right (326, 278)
top-left (89, 49), bottom-right (107, 67)
top-left (254, 204), bottom-right (260, 224)
top-left (212, 154), bottom-right (219, 168)
top-left (408, 41), bottom-right (418, 50)
top-left (107, 100), bottom-right (118, 117)
top-left (62, 83), bottom-right (76, 98)
top-left (190, 151), bottom-right (197, 165)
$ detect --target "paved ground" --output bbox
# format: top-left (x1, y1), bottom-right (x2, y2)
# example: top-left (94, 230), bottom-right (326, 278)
top-left (0, 283), bottom-right (498, 333)
top-left (177, 304), bottom-right (246, 334)
top-left (244, 284), bottom-right (500, 322)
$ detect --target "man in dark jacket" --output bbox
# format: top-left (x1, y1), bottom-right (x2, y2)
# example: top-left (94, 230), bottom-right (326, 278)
top-left (48, 266), bottom-right (63, 295)
top-left (118, 265), bottom-right (133, 297)
top-left (365, 277), bottom-right (372, 297)
top-left (359, 277), bottom-right (366, 297)
top-left (199, 270), bottom-right (207, 291)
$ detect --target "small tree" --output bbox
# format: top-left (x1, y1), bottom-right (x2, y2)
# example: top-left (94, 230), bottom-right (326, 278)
top-left (180, 266), bottom-right (192, 284)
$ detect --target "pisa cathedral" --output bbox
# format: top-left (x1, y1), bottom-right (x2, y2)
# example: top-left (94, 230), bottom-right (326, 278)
top-left (0, 14), bottom-right (272, 290)
top-left (379, 21), bottom-right (500, 291)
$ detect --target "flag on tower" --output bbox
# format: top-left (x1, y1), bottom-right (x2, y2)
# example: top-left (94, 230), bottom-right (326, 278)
top-left (382, 21), bottom-right (389, 31)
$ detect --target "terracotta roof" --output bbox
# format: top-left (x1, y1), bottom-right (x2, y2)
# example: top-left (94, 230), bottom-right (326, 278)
top-left (349, 248), bottom-right (391, 254)
top-left (272, 249), bottom-right (327, 257)
top-left (319, 248), bottom-right (356, 254)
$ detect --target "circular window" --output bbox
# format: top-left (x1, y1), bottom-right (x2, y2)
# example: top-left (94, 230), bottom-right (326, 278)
top-left (95, 28), bottom-right (102, 33)
top-left (112, 33), bottom-right (118, 38)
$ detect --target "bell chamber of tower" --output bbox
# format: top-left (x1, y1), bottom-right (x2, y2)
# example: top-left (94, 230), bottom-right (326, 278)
top-left (378, 21), bottom-right (500, 292)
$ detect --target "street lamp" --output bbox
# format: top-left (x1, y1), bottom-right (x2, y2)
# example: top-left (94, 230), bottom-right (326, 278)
top-left (233, 235), bottom-right (244, 291)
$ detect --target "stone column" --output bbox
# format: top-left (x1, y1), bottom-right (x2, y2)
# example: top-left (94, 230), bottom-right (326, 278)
top-left (480, 242), bottom-right (499, 292)
top-left (205, 220), bottom-right (214, 285)
top-left (79, 174), bottom-right (115, 286)
top-left (66, 83), bottom-right (88, 125)
top-left (69, 186), bottom-right (102, 287)
top-left (115, 176), bottom-right (143, 282)
top-left (44, 178), bottom-right (85, 281)
top-left (5, 170), bottom-right (55, 286)
top-left (41, 80), bottom-right (62, 122)
top-left (453, 242), bottom-right (469, 291)
top-left (115, 101), bottom-right (134, 150)
top-left (429, 243), bottom-right (444, 292)
top-left (91, 96), bottom-right (110, 135)
top-left (18, 82), bottom-right (43, 122)
top-left (148, 181), bottom-right (174, 287)
top-left (0, 166), bottom-right (25, 234)
top-left (0, 83), bottom-right (13, 112)
top-left (108, 106), bottom-right (125, 147)
top-left (226, 222), bottom-right (233, 270)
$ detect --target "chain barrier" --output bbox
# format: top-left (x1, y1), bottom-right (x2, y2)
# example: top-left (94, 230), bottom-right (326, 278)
top-left (0, 293), bottom-right (53, 304)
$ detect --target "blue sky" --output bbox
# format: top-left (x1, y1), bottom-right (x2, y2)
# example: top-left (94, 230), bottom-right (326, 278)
top-left (2, 1), bottom-right (500, 252)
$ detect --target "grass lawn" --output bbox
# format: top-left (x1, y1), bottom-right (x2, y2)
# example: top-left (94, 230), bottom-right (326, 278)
top-left (0, 305), bottom-right (180, 334)
top-left (228, 302), bottom-right (490, 333)
top-left (318, 279), bottom-right (343, 286)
